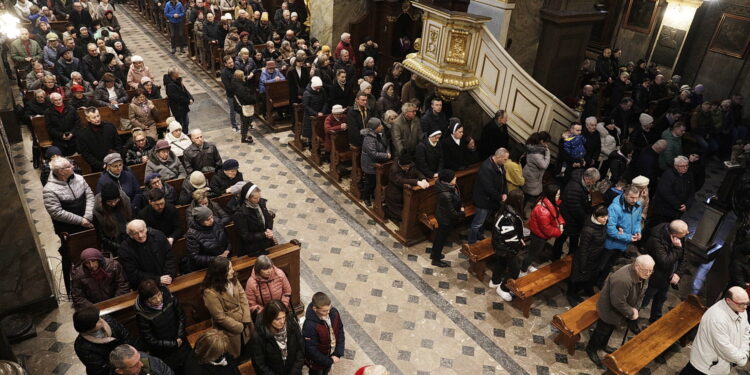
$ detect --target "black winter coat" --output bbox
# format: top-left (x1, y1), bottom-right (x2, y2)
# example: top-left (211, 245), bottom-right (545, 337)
top-left (559, 169), bottom-right (592, 235)
top-left (73, 315), bottom-right (133, 375)
top-left (135, 287), bottom-right (187, 358)
top-left (287, 66), bottom-right (311, 103)
top-left (119, 229), bottom-right (178, 289)
top-left (442, 136), bottom-right (477, 171)
top-left (303, 84), bottom-right (328, 137)
top-left (583, 129), bottom-right (601, 165)
top-left (606, 150), bottom-right (629, 184)
top-left (435, 181), bottom-right (463, 227)
top-left (645, 223), bottom-right (686, 289)
top-left (186, 220), bottom-right (230, 270)
top-left (491, 207), bottom-right (524, 256)
top-left (730, 239), bottom-right (750, 289)
top-left (327, 81), bottom-right (354, 109)
top-left (233, 199), bottom-right (275, 256)
top-left (183, 142), bottom-right (223, 174)
top-left (138, 204), bottom-right (183, 240)
top-left (478, 120), bottom-right (509, 160)
top-left (420, 109), bottom-right (448, 135)
top-left (75, 122), bottom-right (121, 171)
top-left (231, 78), bottom-right (256, 107)
top-left (473, 157), bottom-right (507, 210)
top-left (209, 170), bottom-right (244, 197)
top-left (570, 218), bottom-right (607, 283)
top-left (249, 315), bottom-right (305, 375)
top-left (415, 137), bottom-right (443, 177)
top-left (652, 168), bottom-right (694, 220)
top-left (346, 106), bottom-right (371, 147)
top-left (44, 105), bottom-right (80, 146)
top-left (164, 74), bottom-right (193, 117)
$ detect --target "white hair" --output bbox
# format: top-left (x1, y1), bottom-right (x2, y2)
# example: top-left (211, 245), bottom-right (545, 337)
top-left (50, 92), bottom-right (62, 100)
top-left (674, 155), bottom-right (689, 166)
top-left (189, 128), bottom-right (202, 137)
top-left (49, 157), bottom-right (70, 173)
top-left (131, 55), bottom-right (143, 63)
top-left (109, 345), bottom-right (137, 369)
top-left (71, 71), bottom-right (82, 79)
top-left (634, 254), bottom-right (655, 268)
top-left (126, 219), bottom-right (147, 234)
top-left (585, 116), bottom-right (597, 126)
top-left (341, 32), bottom-right (350, 40)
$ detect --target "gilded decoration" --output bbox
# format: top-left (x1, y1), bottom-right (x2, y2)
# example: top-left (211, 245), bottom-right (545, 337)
top-left (402, 58), bottom-right (479, 89)
top-left (426, 26), bottom-right (439, 59)
top-left (445, 29), bottom-right (470, 65)
top-left (436, 87), bottom-right (460, 101)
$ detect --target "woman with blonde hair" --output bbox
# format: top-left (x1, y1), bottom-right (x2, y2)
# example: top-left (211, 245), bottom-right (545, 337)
top-left (187, 329), bottom-right (242, 374)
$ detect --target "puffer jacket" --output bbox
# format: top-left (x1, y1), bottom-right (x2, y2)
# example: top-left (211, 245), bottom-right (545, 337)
top-left (145, 150), bottom-right (188, 181)
top-left (70, 256), bottom-right (130, 308)
top-left (360, 128), bottom-right (390, 174)
top-left (522, 144), bottom-right (550, 196)
top-left (233, 199), bottom-right (275, 256)
top-left (164, 132), bottom-right (192, 158)
top-left (528, 197), bottom-right (565, 240)
top-left (559, 169), bottom-right (592, 235)
top-left (43, 172), bottom-right (95, 232)
top-left (186, 220), bottom-right (230, 270)
top-left (434, 180), bottom-right (463, 227)
top-left (250, 313), bottom-right (305, 375)
top-left (491, 206), bottom-right (524, 255)
top-left (570, 217), bottom-right (607, 283)
top-left (604, 195), bottom-right (643, 251)
top-left (302, 303), bottom-right (345, 371)
top-left (124, 136), bottom-right (156, 166)
top-left (414, 136), bottom-right (443, 177)
top-left (134, 286), bottom-right (187, 358)
top-left (244, 266), bottom-right (292, 314)
top-left (187, 200), bottom-right (231, 227)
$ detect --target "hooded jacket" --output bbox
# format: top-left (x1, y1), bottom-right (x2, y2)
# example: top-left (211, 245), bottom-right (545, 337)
top-left (244, 266), bottom-right (292, 314)
top-left (521, 144), bottom-right (550, 196)
top-left (70, 250), bottom-right (130, 308)
top-left (528, 197), bottom-right (565, 240)
top-left (145, 149), bottom-right (187, 181)
top-left (43, 172), bottom-right (95, 233)
top-left (491, 206), bottom-right (524, 255)
top-left (186, 219), bottom-right (230, 270)
top-left (118, 228), bottom-right (178, 289)
top-left (301, 303), bottom-right (345, 370)
top-left (250, 313), bottom-right (304, 375)
top-left (134, 286), bottom-right (186, 357)
top-left (360, 128), bottom-right (390, 175)
top-left (604, 194), bottom-right (643, 251)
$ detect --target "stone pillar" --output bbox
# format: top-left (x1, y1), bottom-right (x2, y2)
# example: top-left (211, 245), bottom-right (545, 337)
top-left (309, 0), bottom-right (367, 48)
top-left (467, 0), bottom-right (515, 46)
top-left (309, 0), bottom-right (334, 46)
top-left (532, 8), bottom-right (606, 100)
top-left (0, 120), bottom-right (57, 316)
top-left (647, 0), bottom-right (703, 76)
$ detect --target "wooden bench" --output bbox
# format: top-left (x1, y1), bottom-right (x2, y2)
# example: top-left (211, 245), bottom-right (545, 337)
top-left (420, 204), bottom-right (476, 231)
top-left (372, 160), bottom-right (394, 220)
top-left (551, 292), bottom-right (600, 355)
top-left (603, 294), bottom-right (706, 375)
top-left (459, 236), bottom-right (494, 282)
top-left (310, 115), bottom-right (326, 165)
top-left (63, 228), bottom-right (100, 266)
top-left (329, 130), bottom-right (351, 182)
top-left (264, 80), bottom-right (290, 130)
top-left (506, 255), bottom-right (572, 318)
top-left (70, 154), bottom-right (93, 175)
top-left (349, 146), bottom-right (362, 200)
top-left (95, 241), bottom-right (303, 334)
top-left (30, 115), bottom-right (52, 168)
top-left (396, 163), bottom-right (479, 245)
top-left (166, 178), bottom-right (185, 199)
top-left (84, 172), bottom-right (102, 192)
top-left (152, 98), bottom-right (171, 128)
top-left (290, 103), bottom-right (304, 150)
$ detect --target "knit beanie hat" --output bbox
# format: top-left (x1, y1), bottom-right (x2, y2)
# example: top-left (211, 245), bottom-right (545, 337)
top-left (167, 120), bottom-right (182, 133)
top-left (222, 159), bottom-right (239, 171)
top-left (193, 206), bottom-right (213, 223)
top-left (359, 81), bottom-right (372, 92)
top-left (144, 173), bottom-right (161, 187)
top-left (45, 146), bottom-right (63, 159)
top-left (639, 113), bottom-right (653, 126)
top-left (101, 183), bottom-right (120, 201)
top-left (80, 248), bottom-right (103, 263)
top-left (311, 76), bottom-right (323, 88)
top-left (189, 171), bottom-right (207, 189)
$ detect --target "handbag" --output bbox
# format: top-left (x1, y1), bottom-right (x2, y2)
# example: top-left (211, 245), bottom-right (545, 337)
top-left (235, 96), bottom-right (254, 117)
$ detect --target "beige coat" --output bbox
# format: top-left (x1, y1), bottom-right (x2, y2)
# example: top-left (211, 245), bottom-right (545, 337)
top-left (128, 100), bottom-right (158, 139)
top-left (203, 278), bottom-right (253, 358)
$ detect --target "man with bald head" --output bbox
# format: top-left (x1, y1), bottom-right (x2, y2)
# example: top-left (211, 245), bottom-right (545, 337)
top-left (118, 219), bottom-right (177, 289)
top-left (641, 219), bottom-right (688, 323)
top-left (680, 286), bottom-right (750, 375)
top-left (586, 255), bottom-right (654, 368)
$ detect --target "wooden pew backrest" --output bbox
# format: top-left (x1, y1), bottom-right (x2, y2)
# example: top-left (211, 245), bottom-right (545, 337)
top-left (551, 292), bottom-right (601, 355)
top-left (506, 255), bottom-right (572, 318)
top-left (31, 116), bottom-right (53, 148)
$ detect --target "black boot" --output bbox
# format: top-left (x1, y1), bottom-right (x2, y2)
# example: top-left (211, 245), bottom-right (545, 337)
top-left (586, 348), bottom-right (603, 369)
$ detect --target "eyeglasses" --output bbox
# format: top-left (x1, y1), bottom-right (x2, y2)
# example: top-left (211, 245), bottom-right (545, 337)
top-left (730, 299), bottom-right (750, 307)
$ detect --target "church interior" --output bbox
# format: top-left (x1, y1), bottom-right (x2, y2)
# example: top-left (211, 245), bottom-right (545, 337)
top-left (0, 0), bottom-right (749, 374)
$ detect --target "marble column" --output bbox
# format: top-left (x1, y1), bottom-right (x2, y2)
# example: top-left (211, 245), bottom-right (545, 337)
top-left (309, 0), bottom-right (367, 48)
top-left (467, 0), bottom-right (515, 46)
top-left (0, 120), bottom-right (57, 316)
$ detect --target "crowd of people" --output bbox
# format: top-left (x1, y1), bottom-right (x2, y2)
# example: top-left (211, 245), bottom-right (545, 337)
top-left (4, 0), bottom-right (750, 373)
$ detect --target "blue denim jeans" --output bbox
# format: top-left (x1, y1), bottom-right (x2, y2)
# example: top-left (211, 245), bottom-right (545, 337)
top-left (468, 207), bottom-right (492, 244)
top-left (227, 96), bottom-right (238, 127)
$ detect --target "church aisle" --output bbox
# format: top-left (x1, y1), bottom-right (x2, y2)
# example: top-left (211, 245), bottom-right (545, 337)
top-left (11, 4), bottom-right (695, 375)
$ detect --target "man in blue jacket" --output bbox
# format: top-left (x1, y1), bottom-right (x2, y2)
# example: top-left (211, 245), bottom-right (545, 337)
top-left (302, 292), bottom-right (345, 375)
top-left (164, 0), bottom-right (185, 54)
top-left (598, 185), bottom-right (643, 286)
top-left (468, 148), bottom-right (508, 244)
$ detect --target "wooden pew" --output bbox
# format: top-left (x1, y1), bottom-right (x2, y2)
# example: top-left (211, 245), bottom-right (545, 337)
top-left (459, 237), bottom-right (494, 282)
top-left (84, 172), bottom-right (102, 192)
top-left (176, 204), bottom-right (188, 234)
top-left (63, 229), bottom-right (100, 265)
top-left (264, 80), bottom-right (290, 130)
top-left (349, 146), bottom-right (362, 200)
top-left (329, 131), bottom-right (351, 182)
top-left (396, 163), bottom-right (480, 245)
top-left (95, 241), bottom-right (303, 334)
top-left (152, 98), bottom-right (171, 128)
top-left (70, 154), bottom-right (93, 175)
top-left (372, 160), bottom-right (394, 220)
top-left (166, 178), bottom-right (185, 199)
top-left (310, 115), bottom-right (325, 165)
top-left (130, 163), bottom-right (147, 185)
top-left (291, 103), bottom-right (304, 150)
top-left (603, 295), bottom-right (706, 375)
top-left (30, 115), bottom-right (51, 168)
top-left (506, 255), bottom-right (573, 318)
top-left (49, 21), bottom-right (70, 33)
top-left (551, 292), bottom-right (600, 355)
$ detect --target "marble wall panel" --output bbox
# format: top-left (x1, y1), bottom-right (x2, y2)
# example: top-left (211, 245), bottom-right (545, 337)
top-left (506, 0), bottom-right (543, 73)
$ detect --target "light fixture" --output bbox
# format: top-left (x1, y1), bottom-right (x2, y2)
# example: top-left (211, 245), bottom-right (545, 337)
top-left (0, 14), bottom-right (21, 40)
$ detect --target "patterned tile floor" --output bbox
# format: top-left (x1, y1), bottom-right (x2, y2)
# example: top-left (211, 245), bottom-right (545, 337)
top-left (9, 5), bottom-right (746, 375)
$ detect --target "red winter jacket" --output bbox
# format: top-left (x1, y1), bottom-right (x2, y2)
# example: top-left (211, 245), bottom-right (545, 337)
top-left (528, 198), bottom-right (565, 239)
